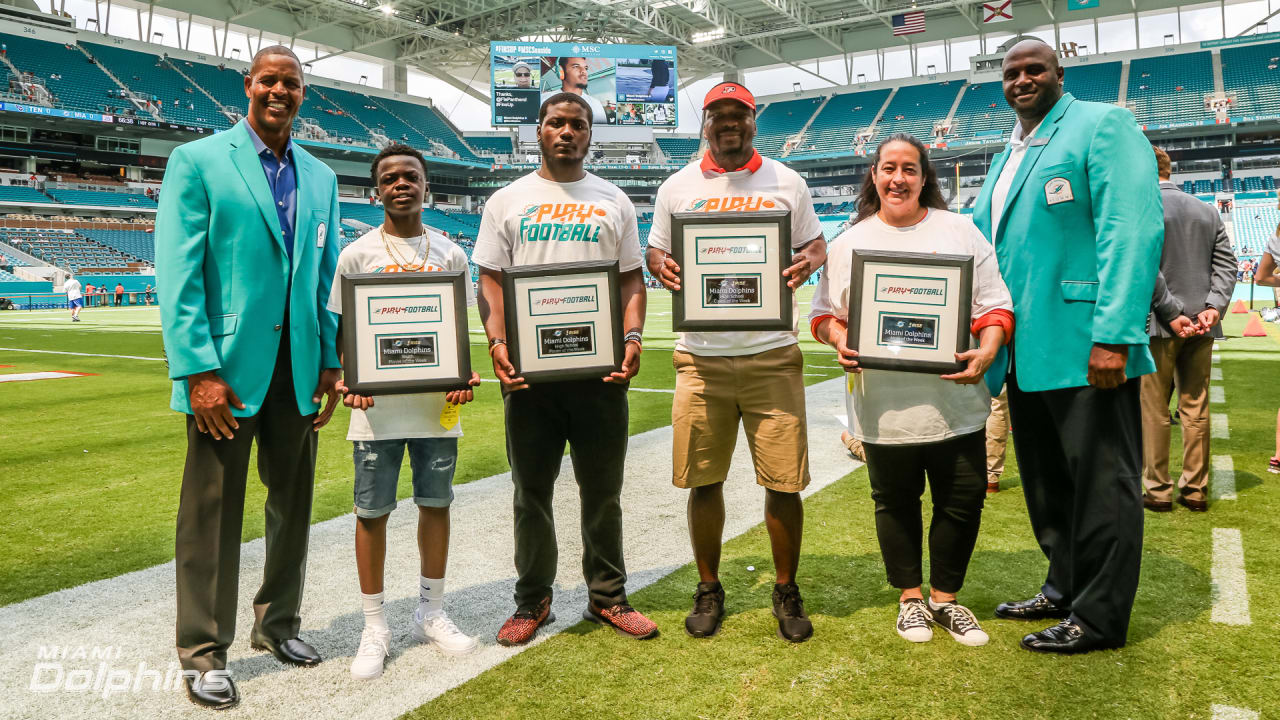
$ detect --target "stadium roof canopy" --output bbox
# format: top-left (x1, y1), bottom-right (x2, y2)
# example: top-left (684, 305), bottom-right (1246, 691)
top-left (136, 0), bottom-right (1245, 92)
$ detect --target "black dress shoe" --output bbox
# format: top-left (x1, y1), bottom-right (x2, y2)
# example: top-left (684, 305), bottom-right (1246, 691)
top-left (250, 630), bottom-right (322, 667)
top-left (1143, 495), bottom-right (1173, 512)
top-left (994, 592), bottom-right (1071, 620)
top-left (1020, 621), bottom-right (1119, 654)
top-left (1177, 495), bottom-right (1208, 512)
top-left (183, 670), bottom-right (239, 710)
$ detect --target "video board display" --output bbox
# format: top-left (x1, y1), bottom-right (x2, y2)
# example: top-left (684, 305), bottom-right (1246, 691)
top-left (490, 42), bottom-right (677, 127)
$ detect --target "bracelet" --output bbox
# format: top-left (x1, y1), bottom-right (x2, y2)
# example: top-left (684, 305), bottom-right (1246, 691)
top-left (487, 337), bottom-right (506, 356)
top-left (624, 330), bottom-right (643, 347)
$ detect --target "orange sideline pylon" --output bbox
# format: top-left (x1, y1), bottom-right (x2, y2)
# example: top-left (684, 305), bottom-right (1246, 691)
top-left (1231, 299), bottom-right (1248, 314)
top-left (1243, 314), bottom-right (1268, 337)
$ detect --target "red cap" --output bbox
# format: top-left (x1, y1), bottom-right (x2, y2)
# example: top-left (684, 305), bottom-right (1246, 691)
top-left (702, 82), bottom-right (756, 111)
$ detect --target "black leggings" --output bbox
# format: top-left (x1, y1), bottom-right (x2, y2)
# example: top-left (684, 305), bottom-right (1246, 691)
top-left (863, 431), bottom-right (987, 593)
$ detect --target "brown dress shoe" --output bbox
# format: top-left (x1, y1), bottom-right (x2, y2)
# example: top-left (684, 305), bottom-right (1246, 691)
top-left (1177, 495), bottom-right (1208, 512)
top-left (1143, 495), bottom-right (1172, 512)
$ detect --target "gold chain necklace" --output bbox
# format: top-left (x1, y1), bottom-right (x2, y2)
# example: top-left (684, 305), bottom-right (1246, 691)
top-left (379, 225), bottom-right (429, 271)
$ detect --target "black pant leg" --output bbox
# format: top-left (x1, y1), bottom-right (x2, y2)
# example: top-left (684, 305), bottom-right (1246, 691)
top-left (1045, 378), bottom-right (1144, 645)
top-left (251, 341), bottom-right (319, 640)
top-left (863, 442), bottom-right (928, 589)
top-left (565, 381), bottom-right (630, 608)
top-left (505, 384), bottom-right (569, 608)
top-left (175, 412), bottom-right (258, 672)
top-left (1006, 372), bottom-right (1076, 608)
top-left (923, 432), bottom-right (989, 594)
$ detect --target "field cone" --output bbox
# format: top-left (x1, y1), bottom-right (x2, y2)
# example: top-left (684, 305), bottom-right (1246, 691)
top-left (1231, 299), bottom-right (1248, 314)
top-left (1244, 313), bottom-right (1268, 337)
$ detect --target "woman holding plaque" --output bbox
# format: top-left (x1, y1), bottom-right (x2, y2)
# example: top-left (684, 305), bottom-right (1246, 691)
top-left (809, 134), bottom-right (1014, 647)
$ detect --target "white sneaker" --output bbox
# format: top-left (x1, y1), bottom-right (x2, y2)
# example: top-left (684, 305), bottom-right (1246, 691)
top-left (412, 611), bottom-right (478, 656)
top-left (350, 626), bottom-right (391, 680)
top-left (896, 598), bottom-right (933, 643)
top-left (929, 600), bottom-right (990, 647)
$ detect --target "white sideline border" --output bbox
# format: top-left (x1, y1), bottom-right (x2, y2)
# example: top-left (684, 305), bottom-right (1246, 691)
top-left (1210, 528), bottom-right (1251, 626)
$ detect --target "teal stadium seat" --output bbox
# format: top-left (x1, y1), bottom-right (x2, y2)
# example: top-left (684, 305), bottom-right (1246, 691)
top-left (77, 229), bottom-right (156, 263)
top-left (0, 228), bottom-right (141, 272)
top-left (0, 186), bottom-right (56, 203)
top-left (82, 43), bottom-right (226, 129)
top-left (950, 81), bottom-right (1015, 143)
top-left (468, 136), bottom-right (515, 156)
top-left (175, 60), bottom-right (248, 117)
top-left (798, 89), bottom-right (892, 157)
top-left (1064, 61), bottom-right (1122, 104)
top-left (1231, 200), bottom-right (1279, 256)
top-left (873, 81), bottom-right (962, 144)
top-left (1221, 42), bottom-right (1280, 118)
top-left (656, 136), bottom-right (701, 162)
top-left (0, 32), bottom-right (141, 117)
top-left (1128, 52), bottom-right (1213, 126)
top-left (45, 189), bottom-right (157, 209)
top-left (753, 96), bottom-right (823, 158)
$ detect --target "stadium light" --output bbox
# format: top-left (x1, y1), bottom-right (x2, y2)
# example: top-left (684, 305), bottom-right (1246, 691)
top-left (691, 27), bottom-right (724, 43)
top-left (379, 3), bottom-right (394, 15)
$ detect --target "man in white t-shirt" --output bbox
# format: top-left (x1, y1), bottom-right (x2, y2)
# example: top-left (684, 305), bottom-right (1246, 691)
top-left (64, 273), bottom-right (83, 322)
top-left (473, 93), bottom-right (656, 646)
top-left (646, 81), bottom-right (827, 643)
top-left (328, 145), bottom-right (481, 679)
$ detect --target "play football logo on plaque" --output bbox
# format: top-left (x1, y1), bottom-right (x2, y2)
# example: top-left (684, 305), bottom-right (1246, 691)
top-left (502, 260), bottom-right (623, 383)
top-left (671, 210), bottom-right (793, 331)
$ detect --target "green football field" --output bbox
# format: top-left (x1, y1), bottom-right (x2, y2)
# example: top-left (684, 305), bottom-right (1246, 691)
top-left (2, 292), bottom-right (1277, 718)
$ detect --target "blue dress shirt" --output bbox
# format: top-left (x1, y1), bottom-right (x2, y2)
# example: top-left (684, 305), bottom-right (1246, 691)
top-left (243, 120), bottom-right (297, 259)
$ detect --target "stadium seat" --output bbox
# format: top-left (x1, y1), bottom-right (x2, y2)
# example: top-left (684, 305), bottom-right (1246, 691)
top-left (0, 185), bottom-right (56, 204)
top-left (873, 81), bottom-right (962, 144)
top-left (752, 96), bottom-right (824, 157)
top-left (0, 32), bottom-right (143, 118)
top-left (800, 89), bottom-right (892, 156)
top-left (82, 43), bottom-right (225, 129)
top-left (45, 189), bottom-right (157, 209)
top-left (1128, 52), bottom-right (1213, 126)
top-left (1220, 42), bottom-right (1280, 119)
top-left (656, 136), bottom-right (701, 162)
top-left (468, 136), bottom-right (516, 156)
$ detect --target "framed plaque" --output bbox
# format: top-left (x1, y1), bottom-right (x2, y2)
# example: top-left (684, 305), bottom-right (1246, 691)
top-left (848, 250), bottom-right (973, 374)
top-left (502, 260), bottom-right (623, 383)
top-left (670, 210), bottom-right (792, 331)
top-left (340, 271), bottom-right (472, 395)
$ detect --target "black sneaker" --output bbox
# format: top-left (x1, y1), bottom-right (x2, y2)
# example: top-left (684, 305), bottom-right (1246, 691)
top-left (929, 600), bottom-right (989, 646)
top-left (685, 581), bottom-right (725, 638)
top-left (771, 583), bottom-right (813, 643)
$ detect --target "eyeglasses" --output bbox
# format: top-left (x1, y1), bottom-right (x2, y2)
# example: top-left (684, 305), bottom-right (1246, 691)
top-left (515, 72), bottom-right (530, 77)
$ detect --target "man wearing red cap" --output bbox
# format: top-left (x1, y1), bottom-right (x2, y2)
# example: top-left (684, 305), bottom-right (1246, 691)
top-left (646, 81), bottom-right (827, 642)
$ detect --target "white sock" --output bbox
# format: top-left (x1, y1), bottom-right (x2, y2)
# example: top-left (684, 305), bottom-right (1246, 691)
top-left (927, 598), bottom-right (953, 610)
top-left (417, 576), bottom-right (445, 620)
top-left (361, 592), bottom-right (388, 632)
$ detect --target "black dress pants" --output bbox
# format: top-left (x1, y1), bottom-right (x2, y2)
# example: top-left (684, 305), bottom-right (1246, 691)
top-left (1006, 371), bottom-right (1144, 646)
top-left (174, 337), bottom-right (318, 671)
top-left (863, 431), bottom-right (988, 593)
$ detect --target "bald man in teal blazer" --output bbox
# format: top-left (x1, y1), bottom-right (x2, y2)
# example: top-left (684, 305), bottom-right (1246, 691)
top-left (972, 41), bottom-right (1162, 655)
top-left (156, 46), bottom-right (342, 709)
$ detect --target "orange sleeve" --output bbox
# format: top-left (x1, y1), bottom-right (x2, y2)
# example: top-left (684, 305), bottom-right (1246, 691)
top-left (810, 314), bottom-right (843, 343)
top-left (971, 308), bottom-right (1014, 344)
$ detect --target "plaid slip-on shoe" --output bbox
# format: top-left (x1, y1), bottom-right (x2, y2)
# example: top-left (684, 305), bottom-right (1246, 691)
top-left (496, 597), bottom-right (555, 647)
top-left (583, 602), bottom-right (660, 639)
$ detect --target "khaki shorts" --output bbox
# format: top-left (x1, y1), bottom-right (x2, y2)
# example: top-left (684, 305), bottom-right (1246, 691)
top-left (671, 344), bottom-right (810, 492)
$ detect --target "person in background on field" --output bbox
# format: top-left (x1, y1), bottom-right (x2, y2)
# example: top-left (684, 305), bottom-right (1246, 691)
top-left (811, 133), bottom-right (1013, 648)
top-left (1254, 227), bottom-right (1280, 474)
top-left (985, 391), bottom-right (1010, 493)
top-left (1141, 146), bottom-right (1237, 513)
top-left (972, 39), bottom-right (1162, 655)
top-left (114, 282), bottom-right (125, 307)
top-left (64, 273), bottom-right (83, 322)
top-left (144, 283), bottom-right (153, 305)
top-left (331, 144), bottom-right (482, 680)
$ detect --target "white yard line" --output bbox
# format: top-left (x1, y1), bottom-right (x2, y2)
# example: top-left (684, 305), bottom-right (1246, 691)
top-left (1211, 455), bottom-right (1237, 501)
top-left (1210, 367), bottom-right (1223, 381)
top-left (1209, 385), bottom-right (1225, 404)
top-left (1212, 705), bottom-right (1260, 720)
top-left (1212, 353), bottom-right (1220, 364)
top-left (0, 347), bottom-right (165, 361)
top-left (1210, 528), bottom-right (1251, 626)
top-left (0, 379), bottom-right (857, 720)
top-left (1211, 413), bottom-right (1230, 439)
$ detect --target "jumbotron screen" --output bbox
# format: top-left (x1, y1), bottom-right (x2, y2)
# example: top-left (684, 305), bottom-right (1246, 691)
top-left (489, 41), bottom-right (678, 127)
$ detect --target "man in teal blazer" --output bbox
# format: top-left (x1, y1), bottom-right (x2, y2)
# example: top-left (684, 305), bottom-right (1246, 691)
top-left (972, 40), bottom-right (1162, 655)
top-left (156, 45), bottom-right (341, 709)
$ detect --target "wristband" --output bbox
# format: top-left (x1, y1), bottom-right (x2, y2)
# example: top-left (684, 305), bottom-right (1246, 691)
top-left (487, 338), bottom-right (507, 356)
top-left (624, 331), bottom-right (643, 347)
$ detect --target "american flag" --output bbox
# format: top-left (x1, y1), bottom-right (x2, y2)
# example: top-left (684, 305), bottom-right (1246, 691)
top-left (891, 11), bottom-right (926, 36)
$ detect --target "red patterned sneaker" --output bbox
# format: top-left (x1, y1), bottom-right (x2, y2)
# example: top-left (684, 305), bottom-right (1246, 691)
top-left (583, 602), bottom-right (660, 640)
top-left (496, 597), bottom-right (555, 647)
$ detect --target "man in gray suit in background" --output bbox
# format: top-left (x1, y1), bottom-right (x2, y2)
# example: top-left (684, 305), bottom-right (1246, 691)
top-left (1142, 146), bottom-right (1237, 513)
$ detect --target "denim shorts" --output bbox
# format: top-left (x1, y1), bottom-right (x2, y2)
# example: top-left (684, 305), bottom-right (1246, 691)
top-left (352, 438), bottom-right (457, 518)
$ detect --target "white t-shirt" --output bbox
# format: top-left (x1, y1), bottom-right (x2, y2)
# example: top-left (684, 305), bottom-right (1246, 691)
top-left (648, 155), bottom-right (823, 356)
top-left (472, 171), bottom-right (643, 271)
top-left (809, 209), bottom-right (1014, 445)
top-left (64, 278), bottom-right (82, 301)
top-left (326, 227), bottom-right (477, 441)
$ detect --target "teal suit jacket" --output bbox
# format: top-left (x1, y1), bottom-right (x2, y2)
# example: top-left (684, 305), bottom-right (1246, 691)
top-left (156, 120), bottom-right (341, 416)
top-left (973, 93), bottom-right (1163, 393)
